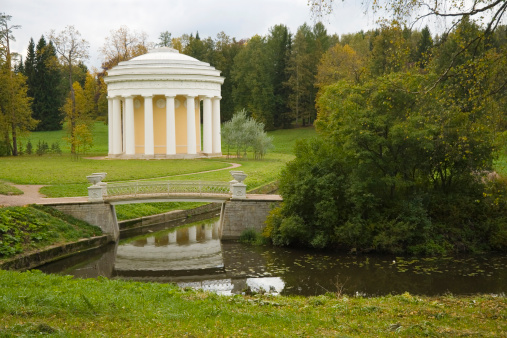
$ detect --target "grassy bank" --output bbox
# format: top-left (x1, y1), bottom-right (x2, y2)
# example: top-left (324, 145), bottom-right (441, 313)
top-left (0, 269), bottom-right (505, 336)
top-left (0, 206), bottom-right (102, 258)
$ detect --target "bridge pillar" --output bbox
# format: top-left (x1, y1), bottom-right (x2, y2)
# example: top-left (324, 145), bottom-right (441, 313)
top-left (220, 199), bottom-right (280, 240)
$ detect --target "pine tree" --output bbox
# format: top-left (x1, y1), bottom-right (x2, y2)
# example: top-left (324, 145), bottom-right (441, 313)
top-left (23, 38), bottom-right (36, 99)
top-left (37, 38), bottom-right (64, 130)
top-left (286, 25), bottom-right (314, 126)
top-left (267, 24), bottom-right (292, 128)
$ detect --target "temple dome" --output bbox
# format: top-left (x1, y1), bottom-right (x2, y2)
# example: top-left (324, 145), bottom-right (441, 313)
top-left (104, 47), bottom-right (224, 98)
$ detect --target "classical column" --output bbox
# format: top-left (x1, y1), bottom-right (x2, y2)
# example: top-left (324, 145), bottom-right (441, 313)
top-left (166, 96), bottom-right (176, 155)
top-left (107, 97), bottom-right (113, 155)
top-left (112, 96), bottom-right (122, 154)
top-left (186, 95), bottom-right (197, 154)
top-left (122, 98), bottom-right (126, 153)
top-left (202, 96), bottom-right (212, 154)
top-left (212, 97), bottom-right (222, 154)
top-left (188, 226), bottom-right (197, 243)
top-left (124, 96), bottom-right (135, 155)
top-left (144, 95), bottom-right (154, 156)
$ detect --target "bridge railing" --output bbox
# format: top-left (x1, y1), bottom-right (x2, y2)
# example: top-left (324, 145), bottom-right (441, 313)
top-left (87, 171), bottom-right (248, 202)
top-left (104, 181), bottom-right (231, 198)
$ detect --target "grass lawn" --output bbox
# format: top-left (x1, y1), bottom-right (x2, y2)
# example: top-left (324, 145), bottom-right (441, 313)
top-left (0, 181), bottom-right (23, 196)
top-left (1, 125), bottom-right (315, 196)
top-left (1, 124), bottom-right (315, 219)
top-left (0, 269), bottom-right (505, 337)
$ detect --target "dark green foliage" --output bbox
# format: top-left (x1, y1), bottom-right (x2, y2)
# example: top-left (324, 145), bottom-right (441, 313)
top-left (23, 36), bottom-right (64, 131)
top-left (267, 24), bottom-right (292, 128)
top-left (35, 140), bottom-right (49, 155)
top-left (25, 139), bottom-right (32, 154)
top-left (232, 35), bottom-right (275, 129)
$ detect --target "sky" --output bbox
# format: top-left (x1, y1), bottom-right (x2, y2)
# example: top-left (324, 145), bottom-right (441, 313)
top-left (3, 0), bottom-right (380, 69)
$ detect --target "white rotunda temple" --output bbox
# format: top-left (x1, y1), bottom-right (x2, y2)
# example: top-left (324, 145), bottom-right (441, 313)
top-left (104, 47), bottom-right (224, 158)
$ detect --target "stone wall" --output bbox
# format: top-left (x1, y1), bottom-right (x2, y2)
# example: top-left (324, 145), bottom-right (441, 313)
top-left (118, 203), bottom-right (222, 238)
top-left (48, 202), bottom-right (119, 241)
top-left (220, 200), bottom-right (280, 240)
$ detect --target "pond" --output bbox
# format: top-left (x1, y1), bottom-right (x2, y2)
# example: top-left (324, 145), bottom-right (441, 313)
top-left (39, 217), bottom-right (507, 297)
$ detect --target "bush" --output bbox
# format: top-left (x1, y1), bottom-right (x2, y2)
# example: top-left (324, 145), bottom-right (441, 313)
top-left (222, 109), bottom-right (273, 159)
top-left (239, 228), bottom-right (269, 245)
top-left (266, 137), bottom-right (507, 254)
top-left (25, 140), bottom-right (32, 154)
top-left (36, 140), bottom-right (49, 156)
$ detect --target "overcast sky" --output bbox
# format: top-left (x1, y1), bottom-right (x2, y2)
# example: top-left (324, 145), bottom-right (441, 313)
top-left (4, 0), bottom-right (379, 69)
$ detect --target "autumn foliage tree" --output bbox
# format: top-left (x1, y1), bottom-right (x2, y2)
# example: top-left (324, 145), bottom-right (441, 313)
top-left (0, 13), bottom-right (37, 156)
top-left (49, 26), bottom-right (89, 154)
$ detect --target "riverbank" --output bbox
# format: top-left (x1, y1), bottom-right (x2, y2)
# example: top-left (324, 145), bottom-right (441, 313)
top-left (1, 269), bottom-right (505, 337)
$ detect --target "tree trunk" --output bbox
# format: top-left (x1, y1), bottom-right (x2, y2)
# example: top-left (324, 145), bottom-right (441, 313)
top-left (69, 63), bottom-right (76, 153)
top-left (11, 122), bottom-right (17, 156)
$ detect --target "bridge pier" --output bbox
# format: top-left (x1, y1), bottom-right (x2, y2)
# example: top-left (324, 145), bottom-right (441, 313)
top-left (220, 197), bottom-right (281, 240)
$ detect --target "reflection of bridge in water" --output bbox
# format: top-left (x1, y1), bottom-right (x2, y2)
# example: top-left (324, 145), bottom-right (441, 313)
top-left (41, 218), bottom-right (285, 295)
top-left (115, 220), bottom-right (284, 295)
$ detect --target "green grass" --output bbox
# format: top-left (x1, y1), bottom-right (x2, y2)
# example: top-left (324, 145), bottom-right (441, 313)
top-left (0, 270), bottom-right (505, 336)
top-left (19, 122), bottom-right (109, 155)
top-left (268, 126), bottom-right (316, 154)
top-left (0, 156), bottom-right (230, 186)
top-left (115, 202), bottom-right (206, 221)
top-left (0, 181), bottom-right (23, 196)
top-left (1, 125), bottom-right (315, 218)
top-left (0, 205), bottom-right (102, 258)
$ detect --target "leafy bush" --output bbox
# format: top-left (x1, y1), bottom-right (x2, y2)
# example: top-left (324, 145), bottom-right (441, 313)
top-left (222, 109), bottom-right (273, 159)
top-left (239, 228), bottom-right (269, 245)
top-left (267, 137), bottom-right (507, 254)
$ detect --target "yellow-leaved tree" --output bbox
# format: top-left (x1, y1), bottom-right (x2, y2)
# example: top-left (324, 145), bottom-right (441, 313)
top-left (62, 80), bottom-right (93, 157)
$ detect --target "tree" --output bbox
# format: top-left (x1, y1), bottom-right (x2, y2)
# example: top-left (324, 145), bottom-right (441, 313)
top-left (62, 81), bottom-right (93, 156)
top-left (232, 35), bottom-right (274, 129)
top-left (23, 38), bottom-right (35, 98)
top-left (221, 109), bottom-right (272, 159)
top-left (285, 25), bottom-right (314, 126)
top-left (368, 26), bottom-right (410, 76)
top-left (158, 31), bottom-right (172, 47)
top-left (415, 26), bottom-right (433, 66)
top-left (214, 32), bottom-right (243, 122)
top-left (0, 13), bottom-right (36, 156)
top-left (49, 26), bottom-right (89, 154)
top-left (27, 36), bottom-right (64, 131)
top-left (267, 24), bottom-right (292, 128)
top-left (316, 43), bottom-right (365, 88)
top-left (100, 26), bottom-right (151, 70)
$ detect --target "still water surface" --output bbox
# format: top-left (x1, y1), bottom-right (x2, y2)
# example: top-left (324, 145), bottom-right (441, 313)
top-left (39, 217), bottom-right (507, 297)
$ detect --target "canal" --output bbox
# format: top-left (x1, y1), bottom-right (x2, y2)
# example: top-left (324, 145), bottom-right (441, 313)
top-left (39, 216), bottom-right (507, 297)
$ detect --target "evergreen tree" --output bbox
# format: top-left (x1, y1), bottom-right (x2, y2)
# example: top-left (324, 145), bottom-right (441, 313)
top-left (33, 36), bottom-right (63, 130)
top-left (23, 38), bottom-right (35, 98)
top-left (416, 26), bottom-right (433, 67)
top-left (267, 24), bottom-right (292, 128)
top-left (286, 25), bottom-right (314, 126)
top-left (231, 35), bottom-right (274, 129)
top-left (214, 32), bottom-right (243, 122)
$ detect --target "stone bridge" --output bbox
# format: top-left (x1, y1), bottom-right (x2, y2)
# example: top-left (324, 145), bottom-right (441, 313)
top-left (48, 171), bottom-right (281, 242)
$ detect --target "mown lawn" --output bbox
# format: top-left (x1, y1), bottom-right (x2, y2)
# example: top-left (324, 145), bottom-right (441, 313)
top-left (0, 270), bottom-right (505, 337)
